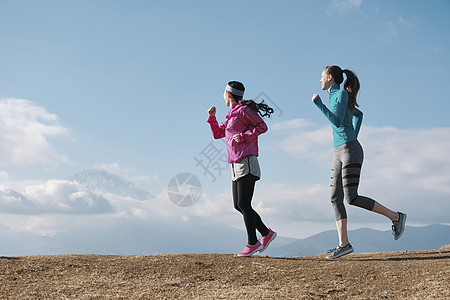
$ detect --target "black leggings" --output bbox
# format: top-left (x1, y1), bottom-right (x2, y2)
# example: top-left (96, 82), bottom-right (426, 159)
top-left (232, 174), bottom-right (269, 245)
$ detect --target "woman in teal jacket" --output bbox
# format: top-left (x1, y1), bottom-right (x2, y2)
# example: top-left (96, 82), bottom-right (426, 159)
top-left (312, 65), bottom-right (407, 258)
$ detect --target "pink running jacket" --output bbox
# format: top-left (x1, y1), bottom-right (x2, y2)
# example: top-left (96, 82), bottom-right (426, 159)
top-left (207, 103), bottom-right (267, 164)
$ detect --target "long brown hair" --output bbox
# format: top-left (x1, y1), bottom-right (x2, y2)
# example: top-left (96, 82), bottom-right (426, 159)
top-left (324, 66), bottom-right (360, 111)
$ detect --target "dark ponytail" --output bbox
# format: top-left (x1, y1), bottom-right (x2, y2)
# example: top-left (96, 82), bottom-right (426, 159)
top-left (240, 99), bottom-right (274, 118)
top-left (342, 69), bottom-right (360, 111)
top-left (228, 81), bottom-right (274, 118)
top-left (324, 66), bottom-right (360, 111)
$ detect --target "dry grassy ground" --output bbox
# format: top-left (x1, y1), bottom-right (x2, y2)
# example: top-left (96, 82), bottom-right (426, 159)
top-left (1, 247), bottom-right (450, 299)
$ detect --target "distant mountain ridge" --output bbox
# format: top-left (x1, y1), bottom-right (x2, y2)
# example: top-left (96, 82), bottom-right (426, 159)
top-left (66, 169), bottom-right (153, 201)
top-left (265, 224), bottom-right (450, 257)
top-left (1, 222), bottom-right (448, 257)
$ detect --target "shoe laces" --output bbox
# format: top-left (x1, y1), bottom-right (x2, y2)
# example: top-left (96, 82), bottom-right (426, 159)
top-left (392, 223), bottom-right (398, 234)
top-left (327, 246), bottom-right (340, 254)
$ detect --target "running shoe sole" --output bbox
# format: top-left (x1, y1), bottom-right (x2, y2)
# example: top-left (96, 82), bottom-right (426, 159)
top-left (237, 244), bottom-right (263, 257)
top-left (257, 231), bottom-right (277, 254)
top-left (326, 245), bottom-right (354, 259)
top-left (393, 212), bottom-right (407, 240)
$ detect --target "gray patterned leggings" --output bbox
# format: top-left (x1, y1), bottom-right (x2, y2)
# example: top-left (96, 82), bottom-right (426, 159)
top-left (331, 140), bottom-right (376, 220)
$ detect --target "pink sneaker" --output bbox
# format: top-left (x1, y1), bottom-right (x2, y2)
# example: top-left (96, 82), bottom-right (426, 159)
top-left (257, 228), bottom-right (277, 253)
top-left (237, 241), bottom-right (263, 257)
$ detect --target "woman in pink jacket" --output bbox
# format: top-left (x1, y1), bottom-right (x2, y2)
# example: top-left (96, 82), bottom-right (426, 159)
top-left (207, 81), bottom-right (276, 256)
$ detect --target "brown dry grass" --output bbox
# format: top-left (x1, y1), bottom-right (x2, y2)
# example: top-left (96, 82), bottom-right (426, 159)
top-left (1, 247), bottom-right (450, 299)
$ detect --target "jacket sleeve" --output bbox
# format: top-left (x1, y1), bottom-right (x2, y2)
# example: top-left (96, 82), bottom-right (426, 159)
top-left (313, 91), bottom-right (348, 127)
top-left (207, 116), bottom-right (226, 139)
top-left (238, 107), bottom-right (268, 142)
top-left (352, 107), bottom-right (363, 137)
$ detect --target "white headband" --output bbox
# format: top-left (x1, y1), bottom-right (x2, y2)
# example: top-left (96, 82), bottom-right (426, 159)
top-left (225, 85), bottom-right (244, 97)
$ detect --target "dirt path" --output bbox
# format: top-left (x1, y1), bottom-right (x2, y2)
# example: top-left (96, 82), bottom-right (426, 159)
top-left (1, 248), bottom-right (449, 299)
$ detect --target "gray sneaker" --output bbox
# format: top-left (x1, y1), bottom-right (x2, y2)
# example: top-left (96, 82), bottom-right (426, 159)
top-left (392, 212), bottom-right (407, 240)
top-left (326, 243), bottom-right (354, 259)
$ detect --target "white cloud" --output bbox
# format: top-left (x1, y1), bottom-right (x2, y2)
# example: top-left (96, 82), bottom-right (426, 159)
top-left (336, 0), bottom-right (362, 9)
top-left (270, 118), bottom-right (332, 164)
top-left (327, 0), bottom-right (362, 16)
top-left (94, 162), bottom-right (159, 189)
top-left (255, 183), bottom-right (332, 221)
top-left (0, 98), bottom-right (69, 166)
top-left (279, 127), bottom-right (331, 164)
top-left (1, 214), bottom-right (61, 236)
top-left (131, 208), bottom-right (146, 219)
top-left (385, 21), bottom-right (399, 38)
top-left (361, 127), bottom-right (450, 182)
top-left (377, 17), bottom-right (414, 42)
top-left (0, 180), bottom-right (114, 215)
top-left (193, 189), bottom-right (234, 219)
top-left (272, 121), bottom-right (450, 186)
top-left (269, 122), bottom-right (450, 224)
top-left (271, 119), bottom-right (315, 131)
top-left (398, 17), bottom-right (414, 29)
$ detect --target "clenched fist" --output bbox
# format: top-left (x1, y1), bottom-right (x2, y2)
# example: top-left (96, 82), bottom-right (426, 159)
top-left (208, 106), bottom-right (216, 116)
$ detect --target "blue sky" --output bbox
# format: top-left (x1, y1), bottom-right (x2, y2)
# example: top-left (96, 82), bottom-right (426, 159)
top-left (1, 0), bottom-right (449, 243)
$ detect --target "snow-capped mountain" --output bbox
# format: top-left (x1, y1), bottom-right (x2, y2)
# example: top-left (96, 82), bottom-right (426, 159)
top-left (66, 169), bottom-right (153, 201)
